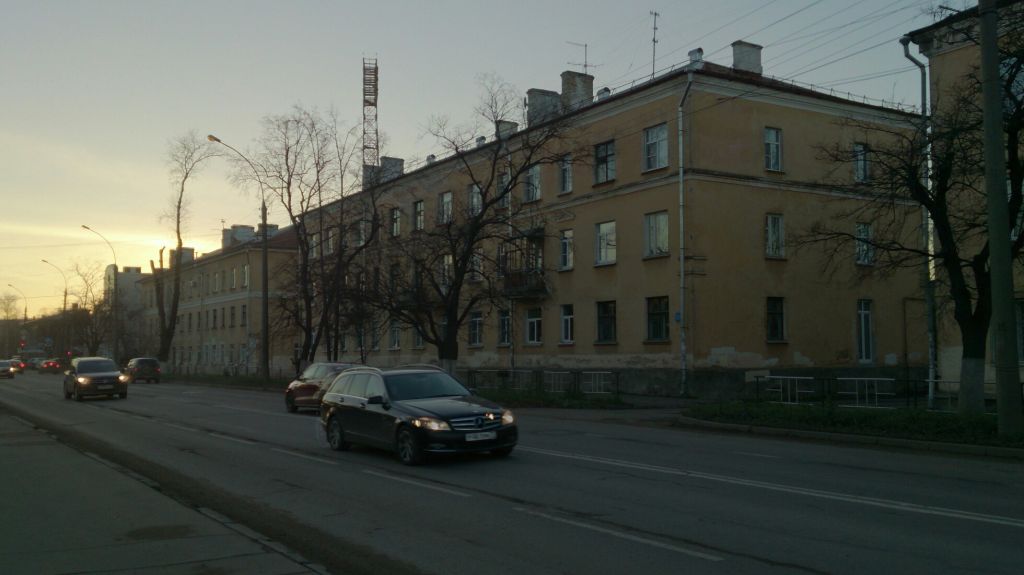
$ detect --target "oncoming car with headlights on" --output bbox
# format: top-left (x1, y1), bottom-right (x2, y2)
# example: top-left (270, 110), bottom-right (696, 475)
top-left (320, 366), bottom-right (517, 465)
top-left (63, 357), bottom-right (129, 401)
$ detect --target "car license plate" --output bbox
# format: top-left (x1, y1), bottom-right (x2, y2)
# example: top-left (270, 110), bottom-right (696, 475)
top-left (465, 431), bottom-right (497, 442)
top-left (97, 385), bottom-right (113, 390)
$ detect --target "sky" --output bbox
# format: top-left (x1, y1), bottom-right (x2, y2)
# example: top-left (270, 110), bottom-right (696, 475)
top-left (0, 0), bottom-right (968, 317)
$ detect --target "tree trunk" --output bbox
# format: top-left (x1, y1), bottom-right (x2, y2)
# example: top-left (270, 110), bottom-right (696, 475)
top-left (958, 328), bottom-right (988, 414)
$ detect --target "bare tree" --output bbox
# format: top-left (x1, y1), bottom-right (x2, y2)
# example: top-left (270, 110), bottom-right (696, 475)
top-left (150, 131), bottom-right (218, 361)
top-left (0, 293), bottom-right (17, 320)
top-left (71, 264), bottom-right (112, 356)
top-left (801, 13), bottom-right (1024, 415)
top-left (361, 77), bottom-right (581, 373)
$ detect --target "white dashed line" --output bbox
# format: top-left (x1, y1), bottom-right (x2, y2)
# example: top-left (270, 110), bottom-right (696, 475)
top-left (269, 447), bottom-right (338, 465)
top-left (362, 470), bottom-right (472, 497)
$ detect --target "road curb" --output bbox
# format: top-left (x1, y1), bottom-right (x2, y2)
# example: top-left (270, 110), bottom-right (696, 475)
top-left (675, 416), bottom-right (1024, 460)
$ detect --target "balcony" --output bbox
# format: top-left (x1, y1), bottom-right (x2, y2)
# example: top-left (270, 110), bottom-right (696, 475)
top-left (503, 269), bottom-right (547, 299)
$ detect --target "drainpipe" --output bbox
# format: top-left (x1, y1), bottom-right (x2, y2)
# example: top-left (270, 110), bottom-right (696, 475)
top-left (901, 35), bottom-right (938, 409)
top-left (677, 70), bottom-right (695, 396)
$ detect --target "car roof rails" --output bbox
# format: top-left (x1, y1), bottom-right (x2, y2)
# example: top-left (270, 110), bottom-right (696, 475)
top-left (392, 363), bottom-right (446, 371)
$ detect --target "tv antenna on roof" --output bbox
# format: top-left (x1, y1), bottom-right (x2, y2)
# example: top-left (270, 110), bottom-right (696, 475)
top-left (567, 41), bottom-right (600, 75)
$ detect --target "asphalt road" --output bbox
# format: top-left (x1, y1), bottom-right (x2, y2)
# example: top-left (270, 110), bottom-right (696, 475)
top-left (2, 371), bottom-right (1022, 574)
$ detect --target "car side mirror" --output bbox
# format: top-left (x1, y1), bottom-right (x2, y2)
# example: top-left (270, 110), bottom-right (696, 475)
top-left (366, 395), bottom-right (384, 405)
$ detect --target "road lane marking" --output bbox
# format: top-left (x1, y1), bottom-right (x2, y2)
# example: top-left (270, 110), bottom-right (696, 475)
top-left (519, 446), bottom-right (1024, 529)
top-left (270, 447), bottom-right (338, 465)
top-left (162, 422), bottom-right (199, 433)
top-left (514, 507), bottom-right (723, 561)
top-left (362, 470), bottom-right (472, 497)
top-left (208, 432), bottom-right (255, 445)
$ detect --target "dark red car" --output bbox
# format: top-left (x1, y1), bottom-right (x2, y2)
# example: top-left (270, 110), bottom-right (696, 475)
top-left (285, 362), bottom-right (360, 413)
top-left (39, 359), bottom-right (62, 373)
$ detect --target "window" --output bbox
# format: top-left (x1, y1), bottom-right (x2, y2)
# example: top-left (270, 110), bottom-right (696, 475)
top-left (596, 301), bottom-right (617, 343)
top-left (498, 310), bottom-right (511, 345)
top-left (643, 123), bottom-right (668, 171)
top-left (644, 212), bottom-right (669, 257)
top-left (559, 230), bottom-right (574, 270)
top-left (766, 297), bottom-right (786, 342)
top-left (468, 311), bottom-right (483, 346)
top-left (437, 191), bottom-right (453, 224)
top-left (214, 272), bottom-right (221, 292)
top-left (526, 308), bottom-right (543, 344)
top-left (764, 127), bottom-right (782, 171)
top-left (325, 227), bottom-right (337, 255)
top-left (855, 222), bottom-right (874, 265)
top-left (765, 214), bottom-right (785, 258)
top-left (560, 304), bottom-right (574, 344)
top-left (857, 299), bottom-right (873, 362)
top-left (853, 142), bottom-right (870, 183)
top-left (229, 306), bottom-right (236, 328)
top-left (187, 313), bottom-right (192, 332)
top-left (524, 164), bottom-right (541, 202)
top-left (389, 320), bottom-right (401, 350)
top-left (647, 296), bottom-right (669, 341)
top-left (390, 207), bottom-right (401, 236)
top-left (559, 155), bottom-right (573, 194)
top-left (205, 310), bottom-right (210, 331)
top-left (497, 172), bottom-right (511, 208)
top-left (240, 304), bottom-right (247, 327)
top-left (355, 219), bottom-right (368, 246)
top-left (221, 307), bottom-right (226, 328)
top-left (414, 200), bottom-right (425, 230)
top-left (595, 221), bottom-right (617, 265)
top-left (468, 184), bottom-right (483, 216)
top-left (231, 267), bottom-right (237, 289)
top-left (310, 232), bottom-right (320, 259)
top-left (594, 140), bottom-right (616, 183)
top-left (242, 264), bottom-right (250, 287)
top-left (440, 253), bottom-right (453, 294)
top-left (212, 309), bottom-right (217, 330)
top-left (413, 328), bottom-right (425, 349)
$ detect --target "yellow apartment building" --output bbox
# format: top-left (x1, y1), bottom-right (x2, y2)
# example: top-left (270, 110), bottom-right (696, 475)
top-left (308, 42), bottom-right (928, 396)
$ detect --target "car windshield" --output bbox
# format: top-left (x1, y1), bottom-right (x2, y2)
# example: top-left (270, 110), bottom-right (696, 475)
top-left (384, 372), bottom-right (470, 401)
top-left (77, 359), bottom-right (119, 373)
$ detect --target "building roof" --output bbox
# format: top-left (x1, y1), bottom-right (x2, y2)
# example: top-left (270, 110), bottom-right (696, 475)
top-left (907, 0), bottom-right (1022, 42)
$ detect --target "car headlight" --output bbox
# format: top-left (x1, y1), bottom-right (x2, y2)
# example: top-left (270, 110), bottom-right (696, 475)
top-left (502, 410), bottom-right (515, 425)
top-left (412, 417), bottom-right (451, 431)
top-left (76, 377), bottom-right (89, 385)
top-left (119, 374), bottom-right (130, 383)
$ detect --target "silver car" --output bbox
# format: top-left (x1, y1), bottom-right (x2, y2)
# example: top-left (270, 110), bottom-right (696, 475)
top-left (63, 357), bottom-right (128, 401)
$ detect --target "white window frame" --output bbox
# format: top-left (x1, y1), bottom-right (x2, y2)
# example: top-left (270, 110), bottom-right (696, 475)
top-left (498, 309), bottom-right (511, 345)
top-left (497, 172), bottom-right (511, 208)
top-left (438, 192), bottom-right (453, 224)
top-left (414, 200), bottom-right (425, 230)
top-left (559, 229), bottom-right (574, 270)
top-left (389, 320), bottom-right (401, 350)
top-left (764, 127), bottom-right (782, 171)
top-left (326, 227), bottom-right (337, 255)
top-left (853, 142), bottom-right (870, 183)
top-left (595, 221), bottom-right (617, 265)
top-left (560, 304), bottom-right (574, 344)
top-left (857, 299), bottom-right (873, 362)
top-left (242, 264), bottom-right (250, 287)
top-left (559, 155), bottom-right (573, 194)
top-left (643, 211), bottom-right (669, 257)
top-left (765, 213), bottom-right (785, 258)
top-left (526, 308), bottom-right (542, 344)
top-left (643, 123), bottom-right (668, 171)
top-left (855, 222), bottom-right (875, 265)
top-left (468, 184), bottom-right (483, 215)
top-left (390, 207), bottom-right (401, 236)
top-left (468, 311), bottom-right (483, 347)
top-left (310, 232), bottom-right (320, 259)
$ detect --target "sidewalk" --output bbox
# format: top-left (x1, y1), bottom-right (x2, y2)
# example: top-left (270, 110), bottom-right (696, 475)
top-left (0, 409), bottom-right (324, 575)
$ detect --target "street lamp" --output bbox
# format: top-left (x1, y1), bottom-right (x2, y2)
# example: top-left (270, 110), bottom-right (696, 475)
top-left (7, 283), bottom-right (27, 321)
top-left (207, 134), bottom-right (270, 380)
top-left (41, 259), bottom-right (69, 357)
top-left (82, 225), bottom-right (119, 362)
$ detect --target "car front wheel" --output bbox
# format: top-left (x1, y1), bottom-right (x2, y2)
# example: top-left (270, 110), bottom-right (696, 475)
top-left (396, 428), bottom-right (424, 466)
top-left (285, 394), bottom-right (298, 413)
top-left (74, 386), bottom-right (83, 402)
top-left (327, 418), bottom-right (350, 451)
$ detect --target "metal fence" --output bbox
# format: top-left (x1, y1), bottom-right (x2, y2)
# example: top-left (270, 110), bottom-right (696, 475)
top-left (467, 369), bottom-right (619, 396)
top-left (753, 376), bottom-right (990, 412)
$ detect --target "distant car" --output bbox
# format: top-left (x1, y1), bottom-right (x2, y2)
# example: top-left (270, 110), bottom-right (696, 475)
top-left (26, 357), bottom-right (45, 370)
top-left (8, 359), bottom-right (25, 374)
top-left (285, 362), bottom-right (360, 413)
top-left (39, 359), bottom-right (62, 373)
top-left (63, 357), bottom-right (128, 401)
top-left (0, 360), bottom-right (13, 378)
top-left (125, 357), bottom-right (161, 383)
top-left (320, 366), bottom-right (517, 465)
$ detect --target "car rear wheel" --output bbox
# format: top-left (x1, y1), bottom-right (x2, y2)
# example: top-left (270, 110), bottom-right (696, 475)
top-left (396, 428), bottom-right (424, 466)
top-left (285, 394), bottom-right (298, 413)
top-left (327, 418), bottom-right (350, 451)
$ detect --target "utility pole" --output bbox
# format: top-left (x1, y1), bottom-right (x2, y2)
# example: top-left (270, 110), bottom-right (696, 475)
top-left (979, 0), bottom-right (1023, 435)
top-left (650, 11), bottom-right (660, 77)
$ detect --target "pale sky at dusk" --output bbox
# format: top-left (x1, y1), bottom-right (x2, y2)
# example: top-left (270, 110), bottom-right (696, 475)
top-left (1, 0), bottom-right (964, 316)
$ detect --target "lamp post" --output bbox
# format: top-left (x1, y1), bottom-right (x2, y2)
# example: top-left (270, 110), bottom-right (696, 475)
top-left (82, 225), bottom-right (119, 363)
top-left (41, 259), bottom-right (69, 357)
top-left (7, 284), bottom-right (27, 321)
top-left (207, 134), bottom-right (270, 380)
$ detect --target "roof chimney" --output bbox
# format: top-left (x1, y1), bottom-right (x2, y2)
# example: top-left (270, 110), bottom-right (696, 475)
top-left (380, 156), bottom-right (404, 182)
top-left (426, 154), bottom-right (437, 165)
top-left (595, 87), bottom-right (611, 101)
top-left (527, 88), bottom-right (561, 126)
top-left (475, 136), bottom-right (487, 148)
top-left (560, 70), bottom-right (594, 111)
top-left (495, 120), bottom-right (518, 140)
top-left (731, 41), bottom-right (763, 75)
top-left (689, 48), bottom-right (704, 65)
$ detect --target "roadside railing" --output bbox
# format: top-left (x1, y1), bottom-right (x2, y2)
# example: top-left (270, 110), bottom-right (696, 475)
top-left (467, 369), bottom-right (620, 396)
top-left (752, 376), bottom-right (994, 412)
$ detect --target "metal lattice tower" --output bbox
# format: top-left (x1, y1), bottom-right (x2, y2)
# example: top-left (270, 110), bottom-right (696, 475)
top-left (362, 58), bottom-right (380, 170)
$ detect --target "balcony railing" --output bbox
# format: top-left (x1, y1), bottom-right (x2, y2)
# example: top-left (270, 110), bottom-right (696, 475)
top-left (503, 269), bottom-right (547, 298)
